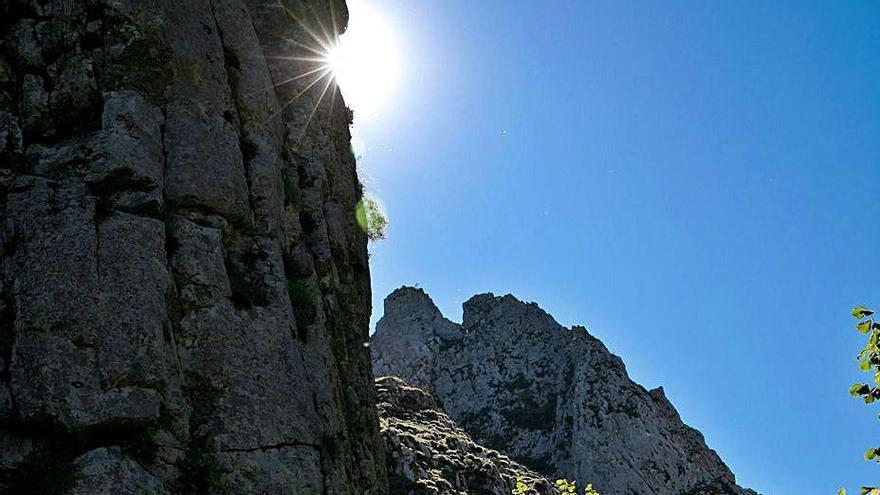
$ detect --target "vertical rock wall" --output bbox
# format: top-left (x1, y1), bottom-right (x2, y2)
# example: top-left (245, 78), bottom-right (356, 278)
top-left (0, 0), bottom-right (386, 493)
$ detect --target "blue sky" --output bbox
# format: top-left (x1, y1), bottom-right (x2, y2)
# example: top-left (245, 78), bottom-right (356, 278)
top-left (345, 1), bottom-right (880, 492)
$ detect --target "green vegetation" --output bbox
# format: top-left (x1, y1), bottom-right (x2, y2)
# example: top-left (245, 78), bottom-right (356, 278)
top-left (288, 278), bottom-right (318, 330)
top-left (355, 194), bottom-right (388, 241)
top-left (513, 478), bottom-right (601, 495)
top-left (844, 306), bottom-right (880, 495)
top-left (102, 19), bottom-right (174, 100)
top-left (837, 488), bottom-right (880, 495)
top-left (177, 442), bottom-right (228, 495)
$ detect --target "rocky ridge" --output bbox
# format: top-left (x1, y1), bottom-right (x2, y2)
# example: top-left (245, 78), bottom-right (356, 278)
top-left (376, 375), bottom-right (555, 495)
top-left (372, 287), bottom-right (758, 495)
top-left (0, 0), bottom-right (385, 493)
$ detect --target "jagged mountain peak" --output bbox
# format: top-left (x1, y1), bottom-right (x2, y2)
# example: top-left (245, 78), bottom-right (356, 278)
top-left (372, 287), bottom-right (758, 495)
top-left (384, 286), bottom-right (442, 317)
top-left (461, 292), bottom-right (558, 331)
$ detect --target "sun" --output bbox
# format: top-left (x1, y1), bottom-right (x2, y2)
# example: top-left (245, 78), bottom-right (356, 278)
top-left (272, 1), bottom-right (402, 129)
top-left (323, 1), bottom-right (402, 119)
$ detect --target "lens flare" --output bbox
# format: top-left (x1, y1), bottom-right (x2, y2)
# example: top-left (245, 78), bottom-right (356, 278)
top-left (269, 1), bottom-right (401, 132)
top-left (325, 1), bottom-right (401, 119)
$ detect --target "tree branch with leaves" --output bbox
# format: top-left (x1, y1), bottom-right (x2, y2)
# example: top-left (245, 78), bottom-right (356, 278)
top-left (841, 306), bottom-right (880, 495)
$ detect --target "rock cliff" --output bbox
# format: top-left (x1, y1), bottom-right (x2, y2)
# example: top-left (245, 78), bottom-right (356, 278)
top-left (0, 0), bottom-right (386, 493)
top-left (372, 287), bottom-right (758, 495)
top-left (376, 375), bottom-right (554, 495)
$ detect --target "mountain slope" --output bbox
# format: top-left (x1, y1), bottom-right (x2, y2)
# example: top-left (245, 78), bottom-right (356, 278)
top-left (377, 375), bottom-right (555, 495)
top-left (372, 287), bottom-right (757, 495)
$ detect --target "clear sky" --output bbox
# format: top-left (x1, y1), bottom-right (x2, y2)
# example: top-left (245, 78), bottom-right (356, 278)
top-left (342, 1), bottom-right (880, 493)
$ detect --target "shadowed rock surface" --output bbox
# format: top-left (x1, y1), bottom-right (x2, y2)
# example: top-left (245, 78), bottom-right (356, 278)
top-left (376, 375), bottom-right (555, 495)
top-left (372, 287), bottom-right (759, 495)
top-left (0, 0), bottom-right (386, 493)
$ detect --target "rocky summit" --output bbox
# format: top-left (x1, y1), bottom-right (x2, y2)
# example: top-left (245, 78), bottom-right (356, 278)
top-left (372, 287), bottom-right (759, 495)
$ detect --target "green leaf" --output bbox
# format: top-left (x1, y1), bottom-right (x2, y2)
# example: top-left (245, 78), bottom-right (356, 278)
top-left (851, 383), bottom-right (871, 396)
top-left (838, 490), bottom-right (845, 495)
top-left (866, 448), bottom-right (878, 461)
top-left (853, 306), bottom-right (875, 319)
top-left (858, 320), bottom-right (874, 334)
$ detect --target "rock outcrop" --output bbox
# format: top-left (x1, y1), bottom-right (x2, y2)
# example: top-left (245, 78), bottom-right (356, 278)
top-left (372, 287), bottom-right (758, 495)
top-left (0, 0), bottom-right (386, 493)
top-left (376, 375), bottom-right (554, 495)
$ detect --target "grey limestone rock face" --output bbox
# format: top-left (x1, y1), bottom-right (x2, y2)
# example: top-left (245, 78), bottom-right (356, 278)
top-left (69, 447), bottom-right (171, 495)
top-left (372, 287), bottom-right (758, 495)
top-left (376, 375), bottom-right (555, 495)
top-left (0, 0), bottom-right (385, 493)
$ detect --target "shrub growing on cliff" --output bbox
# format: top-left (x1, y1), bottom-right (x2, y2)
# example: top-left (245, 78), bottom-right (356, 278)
top-left (355, 194), bottom-right (388, 241)
top-left (846, 306), bottom-right (880, 495)
top-left (513, 478), bottom-right (601, 495)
